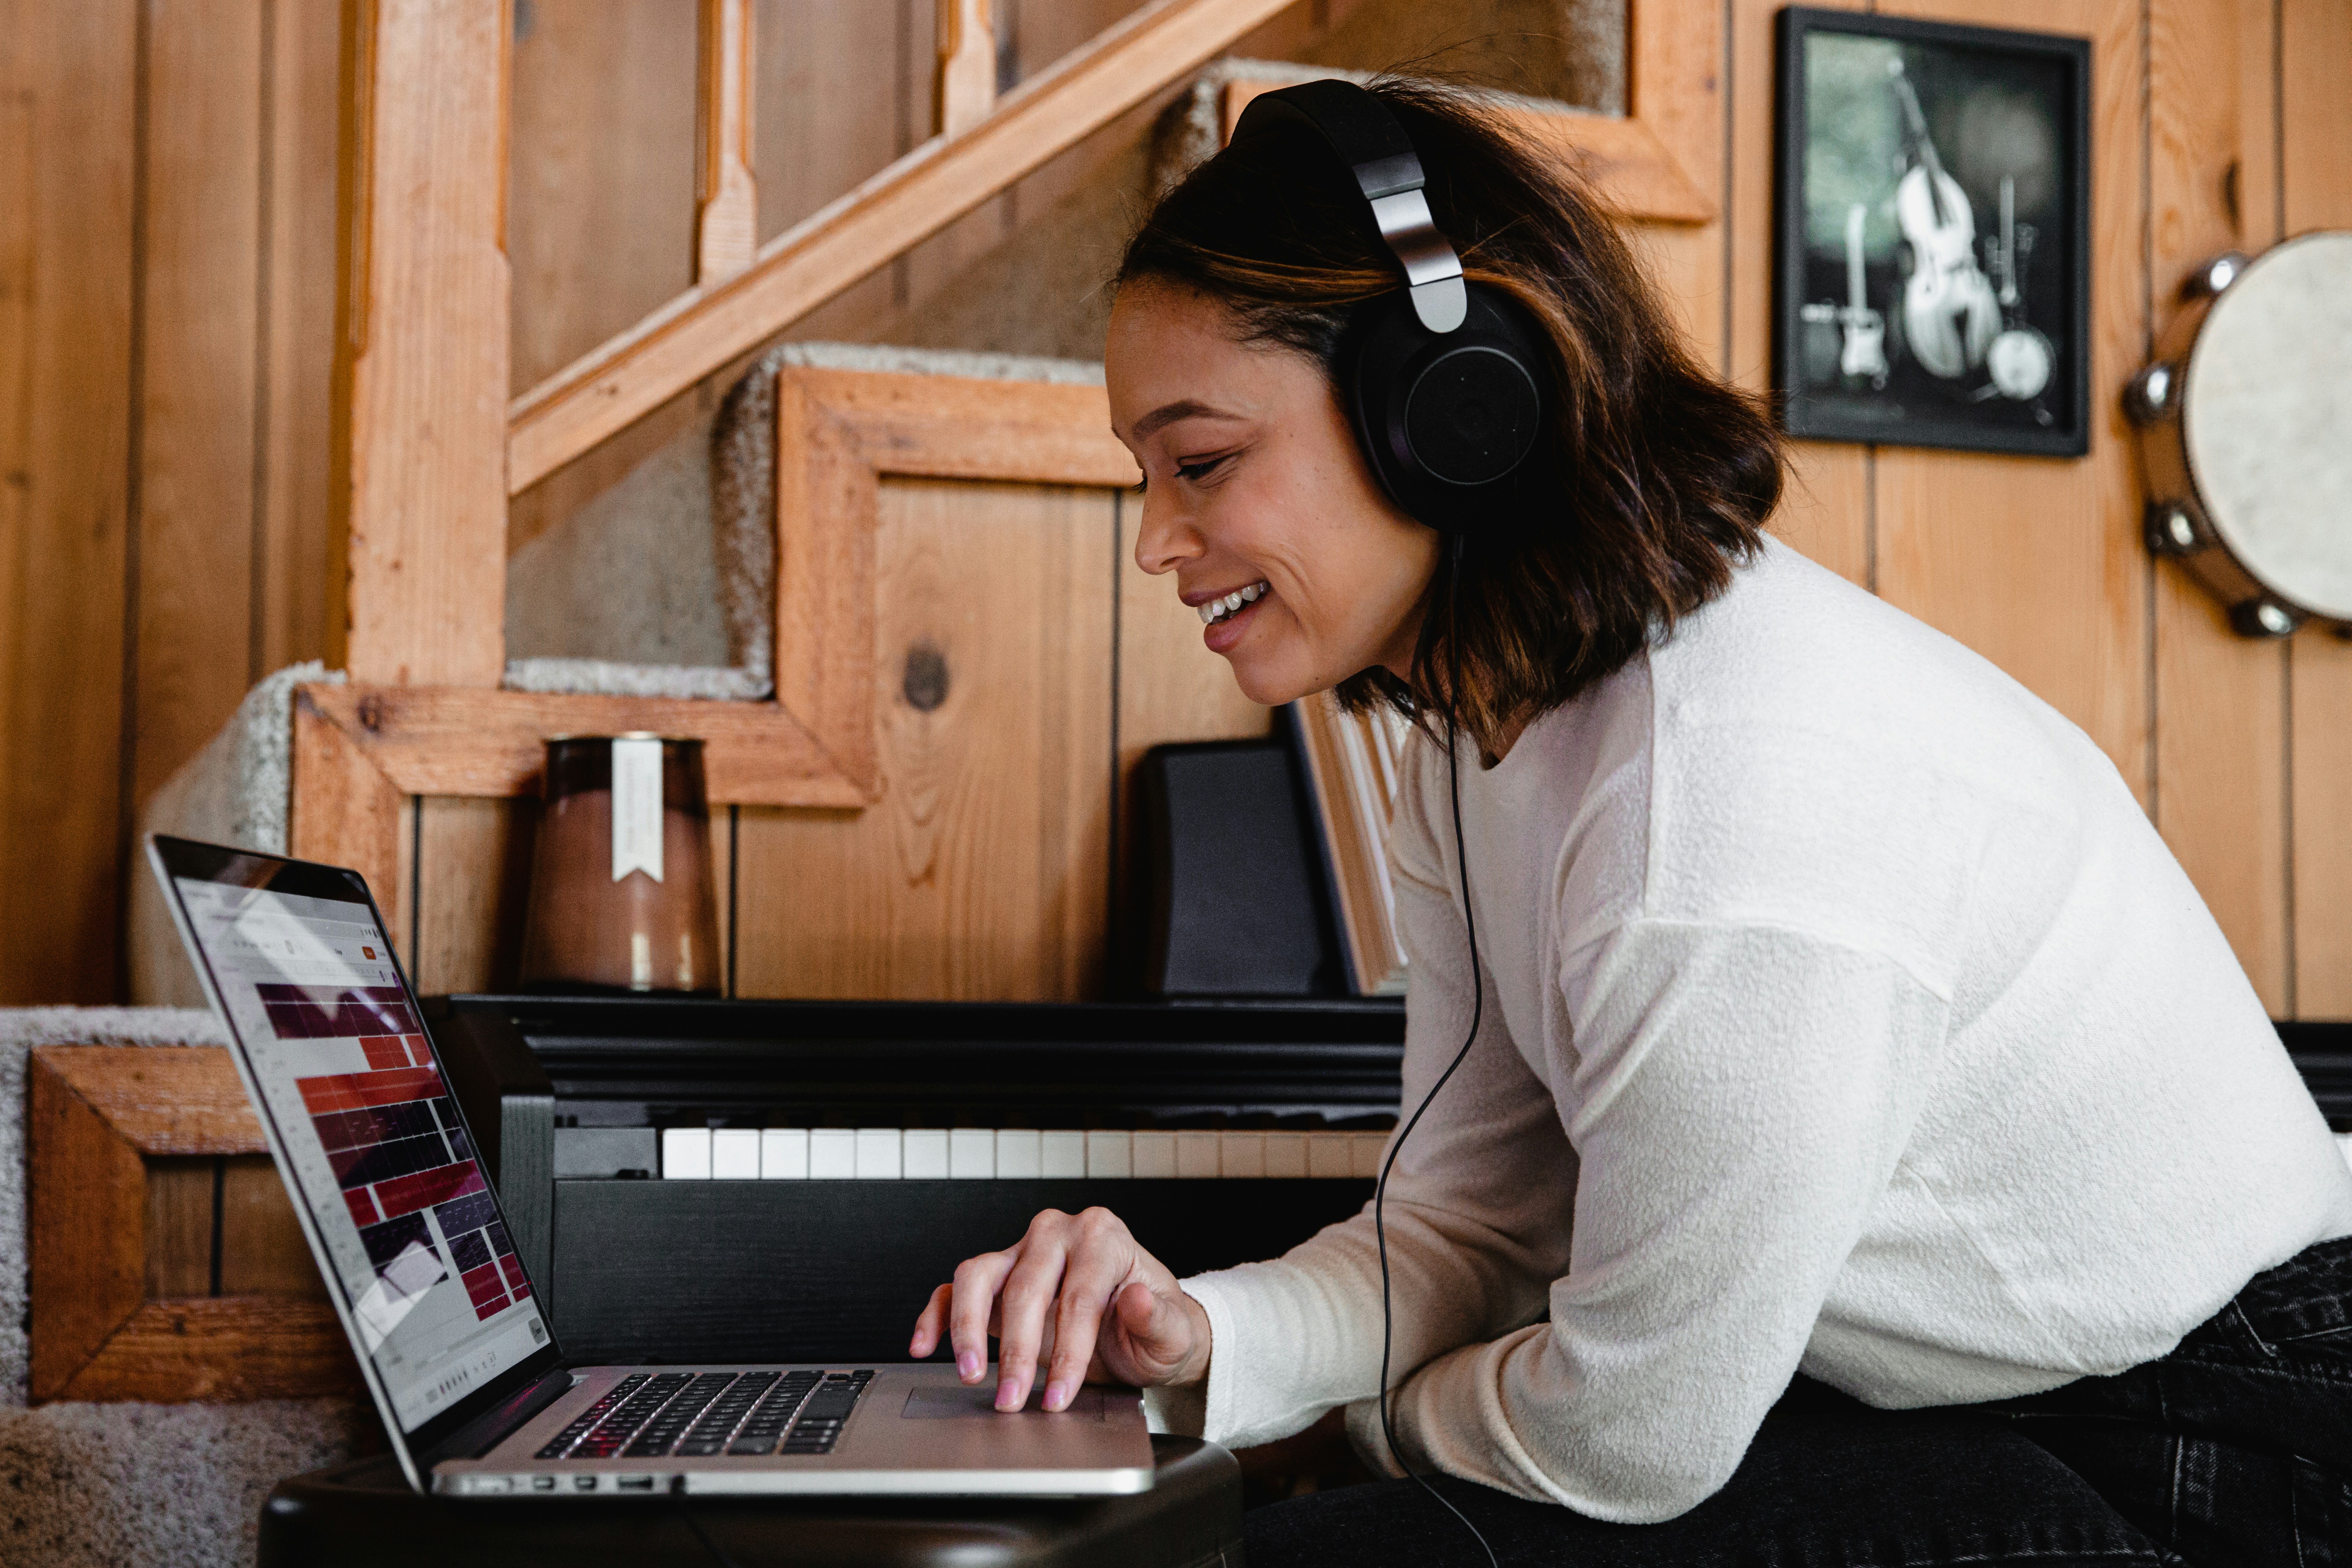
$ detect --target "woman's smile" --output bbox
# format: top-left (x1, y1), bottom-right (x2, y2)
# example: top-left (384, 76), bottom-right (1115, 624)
top-left (1190, 580), bottom-right (1273, 652)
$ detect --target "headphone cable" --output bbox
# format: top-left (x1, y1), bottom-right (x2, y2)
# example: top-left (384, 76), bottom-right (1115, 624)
top-left (1374, 532), bottom-right (1500, 1566)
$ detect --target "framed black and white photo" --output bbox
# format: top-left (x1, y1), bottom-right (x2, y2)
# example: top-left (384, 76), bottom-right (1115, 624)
top-left (1774, 9), bottom-right (2090, 456)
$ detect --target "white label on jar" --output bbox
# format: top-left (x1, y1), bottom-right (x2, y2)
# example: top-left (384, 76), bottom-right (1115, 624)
top-left (611, 738), bottom-right (665, 883)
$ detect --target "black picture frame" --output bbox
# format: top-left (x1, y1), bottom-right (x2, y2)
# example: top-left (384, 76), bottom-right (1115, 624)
top-left (1774, 8), bottom-right (2091, 456)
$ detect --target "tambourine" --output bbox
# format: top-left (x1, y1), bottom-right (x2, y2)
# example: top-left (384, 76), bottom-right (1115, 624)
top-left (2125, 231), bottom-right (2352, 637)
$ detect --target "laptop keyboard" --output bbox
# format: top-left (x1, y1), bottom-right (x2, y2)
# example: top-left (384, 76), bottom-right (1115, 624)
top-left (534, 1370), bottom-right (874, 1461)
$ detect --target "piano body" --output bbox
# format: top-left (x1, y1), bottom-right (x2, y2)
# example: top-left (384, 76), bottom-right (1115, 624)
top-left (428, 996), bottom-right (1405, 1367)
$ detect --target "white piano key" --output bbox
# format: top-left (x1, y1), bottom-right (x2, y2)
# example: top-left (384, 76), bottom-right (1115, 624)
top-left (760, 1128), bottom-right (809, 1179)
top-left (1306, 1132), bottom-right (1354, 1179)
top-left (1175, 1130), bottom-right (1221, 1179)
top-left (1264, 1131), bottom-right (1308, 1178)
top-left (949, 1128), bottom-right (995, 1179)
top-left (809, 1128), bottom-right (857, 1179)
top-left (662, 1127), bottom-right (711, 1179)
top-left (856, 1127), bottom-right (903, 1179)
top-left (995, 1129), bottom-right (1041, 1179)
top-left (903, 1128), bottom-right (950, 1179)
top-left (1040, 1130), bottom-right (1086, 1178)
top-left (710, 1128), bottom-right (761, 1180)
top-left (1219, 1131), bottom-right (1265, 1178)
top-left (1352, 1131), bottom-right (1390, 1179)
top-left (1086, 1131), bottom-right (1132, 1178)
top-left (1131, 1130), bottom-right (1177, 1179)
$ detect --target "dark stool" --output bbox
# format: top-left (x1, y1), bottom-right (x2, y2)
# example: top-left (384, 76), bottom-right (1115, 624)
top-left (258, 1436), bottom-right (1241, 1568)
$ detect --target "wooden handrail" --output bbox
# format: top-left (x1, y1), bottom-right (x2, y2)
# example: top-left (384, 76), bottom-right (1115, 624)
top-left (506, 0), bottom-right (1295, 494)
top-left (695, 0), bottom-right (757, 283)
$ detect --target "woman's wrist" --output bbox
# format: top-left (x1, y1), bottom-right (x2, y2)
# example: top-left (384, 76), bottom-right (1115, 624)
top-left (1169, 1288), bottom-right (1214, 1387)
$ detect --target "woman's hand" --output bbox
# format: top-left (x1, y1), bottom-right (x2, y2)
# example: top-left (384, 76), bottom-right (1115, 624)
top-left (908, 1206), bottom-right (1212, 1412)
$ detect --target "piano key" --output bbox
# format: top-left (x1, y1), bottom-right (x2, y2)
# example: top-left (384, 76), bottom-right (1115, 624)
top-left (1132, 1129), bottom-right (1177, 1179)
top-left (1175, 1130), bottom-right (1221, 1179)
top-left (995, 1129), bottom-right (1040, 1179)
top-left (761, 1128), bottom-right (809, 1179)
top-left (1085, 1130), bottom-right (1131, 1178)
top-left (710, 1129), bottom-right (761, 1180)
top-left (949, 1128), bottom-right (995, 1179)
top-left (1219, 1131), bottom-right (1264, 1178)
top-left (902, 1128), bottom-right (949, 1179)
top-left (808, 1128), bottom-right (857, 1179)
top-left (1307, 1131), bottom-right (1354, 1179)
top-left (1352, 1130), bottom-right (1389, 1179)
top-left (855, 1128), bottom-right (902, 1179)
top-left (662, 1127), bottom-right (711, 1180)
top-left (1264, 1131), bottom-right (1308, 1179)
top-left (1039, 1130), bottom-right (1086, 1179)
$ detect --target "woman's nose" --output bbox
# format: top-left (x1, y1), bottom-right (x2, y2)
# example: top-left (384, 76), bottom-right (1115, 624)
top-left (1131, 494), bottom-right (1203, 578)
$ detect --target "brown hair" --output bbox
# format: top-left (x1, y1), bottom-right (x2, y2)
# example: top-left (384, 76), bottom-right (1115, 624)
top-left (1118, 77), bottom-right (1783, 756)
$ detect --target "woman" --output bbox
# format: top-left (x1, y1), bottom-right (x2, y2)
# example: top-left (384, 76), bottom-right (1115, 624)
top-left (908, 78), bottom-right (2352, 1564)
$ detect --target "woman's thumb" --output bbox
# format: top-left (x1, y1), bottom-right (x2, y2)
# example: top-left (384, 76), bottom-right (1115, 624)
top-left (1113, 1279), bottom-right (1191, 1372)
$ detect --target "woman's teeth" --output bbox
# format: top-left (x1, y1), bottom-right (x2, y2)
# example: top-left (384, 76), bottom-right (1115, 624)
top-left (1199, 582), bottom-right (1269, 625)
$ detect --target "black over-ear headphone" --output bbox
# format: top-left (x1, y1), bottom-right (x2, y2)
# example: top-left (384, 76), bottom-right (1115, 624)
top-left (1231, 79), bottom-right (1550, 538)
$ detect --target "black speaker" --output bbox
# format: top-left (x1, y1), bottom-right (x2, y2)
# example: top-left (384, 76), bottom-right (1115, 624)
top-left (1135, 741), bottom-right (1337, 997)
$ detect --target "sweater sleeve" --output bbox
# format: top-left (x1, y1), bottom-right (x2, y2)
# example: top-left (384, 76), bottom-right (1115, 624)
top-left (1176, 813), bottom-right (1581, 1452)
top-left (1369, 917), bottom-right (1951, 1520)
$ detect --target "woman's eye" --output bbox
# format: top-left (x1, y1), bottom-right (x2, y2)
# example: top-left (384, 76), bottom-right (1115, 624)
top-left (1175, 456), bottom-right (1229, 482)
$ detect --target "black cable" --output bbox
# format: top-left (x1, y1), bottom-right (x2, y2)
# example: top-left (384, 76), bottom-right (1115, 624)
top-left (1374, 532), bottom-right (1501, 1568)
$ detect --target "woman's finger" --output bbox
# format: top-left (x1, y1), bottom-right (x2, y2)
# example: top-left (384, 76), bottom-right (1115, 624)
top-left (1041, 1212), bottom-right (1134, 1410)
top-left (908, 1282), bottom-right (953, 1359)
top-left (947, 1251), bottom-right (1017, 1384)
top-left (991, 1230), bottom-right (1075, 1411)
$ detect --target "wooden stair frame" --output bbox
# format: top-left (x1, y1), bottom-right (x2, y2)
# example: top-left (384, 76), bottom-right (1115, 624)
top-left (314, 0), bottom-right (1723, 922)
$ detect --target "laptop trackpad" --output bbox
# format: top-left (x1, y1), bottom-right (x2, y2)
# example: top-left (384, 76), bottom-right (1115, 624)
top-left (901, 1385), bottom-right (1107, 1420)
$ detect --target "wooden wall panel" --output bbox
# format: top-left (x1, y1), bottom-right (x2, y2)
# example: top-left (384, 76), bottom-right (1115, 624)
top-left (1621, 0), bottom-right (1724, 369)
top-left (734, 479), bottom-right (1115, 1001)
top-left (0, 0), bottom-right (138, 1003)
top-left (1874, 0), bottom-right (2148, 800)
top-left (129, 0), bottom-right (264, 818)
top-left (2280, 0), bottom-right (2352, 1016)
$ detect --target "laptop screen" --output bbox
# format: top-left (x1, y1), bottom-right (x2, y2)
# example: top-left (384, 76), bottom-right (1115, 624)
top-left (162, 850), bottom-right (552, 1433)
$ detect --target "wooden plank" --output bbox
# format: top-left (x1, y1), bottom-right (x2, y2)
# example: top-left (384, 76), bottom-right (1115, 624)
top-left (1725, 0), bottom-right (1870, 586)
top-left (507, 0), bottom-right (1301, 494)
top-left (35, 1044), bottom-right (266, 1155)
top-left (1219, 78), bottom-right (1716, 227)
top-left (219, 1154), bottom-right (329, 1298)
top-left (412, 794), bottom-right (534, 994)
top-left (291, 683), bottom-right (410, 944)
top-left (144, 1157), bottom-right (217, 1299)
top-left (734, 479), bottom-right (1115, 1001)
top-left (2147, 0), bottom-right (2286, 1011)
top-left (0, 0), bottom-right (136, 1003)
top-left (697, 0), bottom-right (758, 283)
top-left (129, 0), bottom-right (264, 820)
top-left (1873, 0), bottom-right (2149, 799)
top-left (1623, 0), bottom-right (1727, 366)
top-left (2281, 0), bottom-right (2352, 1015)
top-left (57, 1297), bottom-right (361, 1402)
top-left (336, 0), bottom-right (510, 686)
top-left (27, 1051), bottom-right (148, 1400)
top-left (298, 682), bottom-right (864, 808)
top-left (936, 0), bottom-right (996, 139)
top-left (257, 0), bottom-right (345, 675)
top-left (1112, 491), bottom-right (1272, 974)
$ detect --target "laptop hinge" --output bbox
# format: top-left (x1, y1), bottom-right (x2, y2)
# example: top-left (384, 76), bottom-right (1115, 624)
top-left (415, 1367), bottom-right (579, 1466)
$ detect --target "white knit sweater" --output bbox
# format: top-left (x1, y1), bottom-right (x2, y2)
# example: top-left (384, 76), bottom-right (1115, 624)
top-left (1176, 539), bottom-right (2352, 1522)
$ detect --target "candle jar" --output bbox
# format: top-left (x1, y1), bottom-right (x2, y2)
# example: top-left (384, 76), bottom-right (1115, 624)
top-left (518, 735), bottom-right (723, 994)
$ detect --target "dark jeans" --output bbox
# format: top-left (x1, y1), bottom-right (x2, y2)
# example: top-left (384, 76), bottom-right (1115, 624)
top-left (1246, 1235), bottom-right (2352, 1566)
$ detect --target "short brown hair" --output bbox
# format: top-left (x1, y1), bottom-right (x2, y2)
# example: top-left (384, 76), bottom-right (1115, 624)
top-left (1119, 78), bottom-right (1783, 756)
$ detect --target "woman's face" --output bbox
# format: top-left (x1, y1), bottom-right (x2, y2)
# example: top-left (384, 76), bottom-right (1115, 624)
top-left (1108, 279), bottom-right (1440, 707)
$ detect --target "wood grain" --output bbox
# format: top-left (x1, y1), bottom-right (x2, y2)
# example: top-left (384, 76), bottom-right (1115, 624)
top-left (36, 1044), bottom-right (268, 1154)
top-left (144, 1157), bottom-right (216, 1299)
top-left (2280, 0), bottom-right (2352, 1015)
top-left (734, 479), bottom-right (1116, 1001)
top-left (219, 1154), bottom-right (329, 1298)
top-left (697, 0), bottom-right (758, 283)
top-left (129, 0), bottom-right (263, 816)
top-left (0, 0), bottom-right (136, 1004)
top-left (1873, 0), bottom-right (2149, 799)
top-left (411, 793), bottom-right (535, 994)
top-left (336, 0), bottom-right (510, 687)
top-left (291, 683), bottom-right (411, 952)
top-left (56, 1298), bottom-right (361, 1402)
top-left (1622, 0), bottom-right (1726, 367)
top-left (506, 0), bottom-right (1301, 493)
top-left (2147, 0), bottom-right (2286, 1009)
top-left (27, 1051), bottom-right (149, 1400)
top-left (936, 0), bottom-right (996, 139)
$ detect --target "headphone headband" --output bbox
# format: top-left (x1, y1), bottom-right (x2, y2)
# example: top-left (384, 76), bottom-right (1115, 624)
top-left (1233, 80), bottom-right (1469, 333)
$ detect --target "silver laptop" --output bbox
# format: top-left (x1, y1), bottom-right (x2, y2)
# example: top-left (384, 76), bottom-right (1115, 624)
top-left (148, 834), bottom-right (1156, 1498)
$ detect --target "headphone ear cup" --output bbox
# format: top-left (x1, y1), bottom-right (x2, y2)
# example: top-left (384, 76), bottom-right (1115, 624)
top-left (1344, 284), bottom-right (1548, 536)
